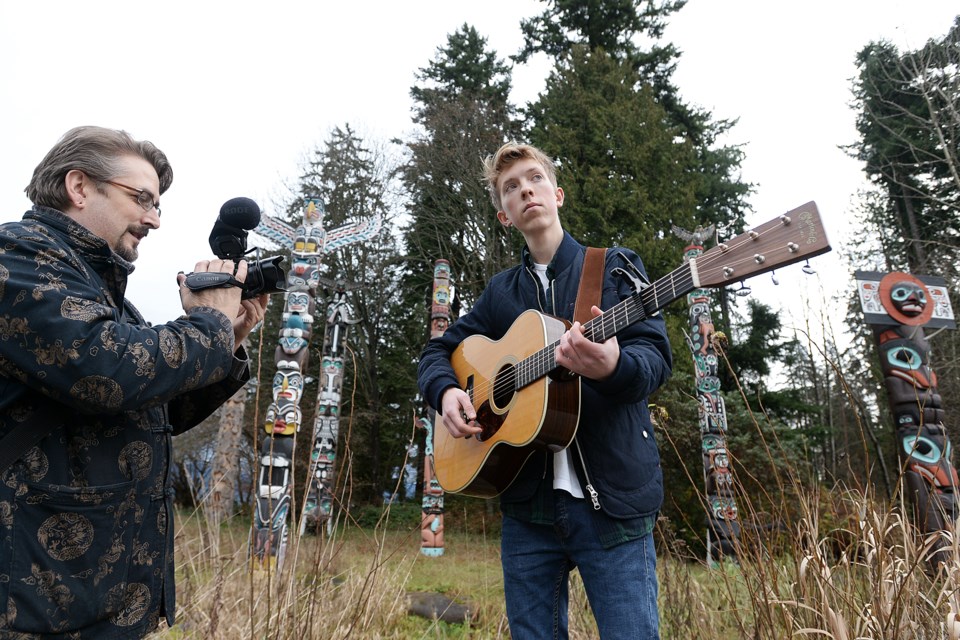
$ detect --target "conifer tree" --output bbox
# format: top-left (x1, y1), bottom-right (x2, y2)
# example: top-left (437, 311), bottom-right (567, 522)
top-left (400, 24), bottom-right (521, 309)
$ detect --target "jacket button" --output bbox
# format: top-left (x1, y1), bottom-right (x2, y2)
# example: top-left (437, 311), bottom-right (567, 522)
top-left (642, 430), bottom-right (648, 438)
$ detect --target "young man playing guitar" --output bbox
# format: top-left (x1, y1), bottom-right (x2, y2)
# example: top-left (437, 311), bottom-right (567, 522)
top-left (418, 142), bottom-right (672, 639)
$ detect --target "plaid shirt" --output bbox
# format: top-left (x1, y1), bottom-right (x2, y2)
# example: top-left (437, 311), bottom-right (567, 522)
top-left (501, 460), bottom-right (656, 549)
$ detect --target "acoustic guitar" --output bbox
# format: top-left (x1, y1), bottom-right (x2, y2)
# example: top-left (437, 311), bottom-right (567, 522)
top-left (433, 202), bottom-right (831, 497)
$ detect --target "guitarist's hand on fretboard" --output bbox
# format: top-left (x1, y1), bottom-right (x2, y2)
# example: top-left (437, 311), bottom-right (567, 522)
top-left (555, 305), bottom-right (620, 381)
top-left (440, 387), bottom-right (481, 438)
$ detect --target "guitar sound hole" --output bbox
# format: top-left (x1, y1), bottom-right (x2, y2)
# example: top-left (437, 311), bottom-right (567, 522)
top-left (474, 363), bottom-right (515, 442)
top-left (492, 363), bottom-right (516, 410)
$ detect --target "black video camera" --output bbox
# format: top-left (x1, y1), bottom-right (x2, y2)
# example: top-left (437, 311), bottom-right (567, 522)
top-left (184, 197), bottom-right (286, 299)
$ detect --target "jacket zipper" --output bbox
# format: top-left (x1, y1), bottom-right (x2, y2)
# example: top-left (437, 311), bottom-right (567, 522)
top-left (529, 264), bottom-right (599, 508)
top-left (575, 440), bottom-right (602, 510)
top-left (524, 265), bottom-right (547, 313)
top-left (528, 265), bottom-right (555, 485)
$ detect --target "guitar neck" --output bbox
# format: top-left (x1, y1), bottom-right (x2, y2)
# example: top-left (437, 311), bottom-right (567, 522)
top-left (514, 201), bottom-right (832, 390)
top-left (516, 262), bottom-right (695, 388)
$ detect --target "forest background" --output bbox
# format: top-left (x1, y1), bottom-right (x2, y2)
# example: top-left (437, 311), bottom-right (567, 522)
top-left (167, 1), bottom-right (960, 556)
top-left (1, 1), bottom-right (960, 635)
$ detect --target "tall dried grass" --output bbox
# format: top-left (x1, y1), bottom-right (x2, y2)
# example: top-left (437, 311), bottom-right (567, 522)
top-left (150, 338), bottom-right (960, 638)
top-left (658, 486), bottom-right (960, 639)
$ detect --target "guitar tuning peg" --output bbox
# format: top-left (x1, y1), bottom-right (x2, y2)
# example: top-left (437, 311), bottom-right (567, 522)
top-left (802, 260), bottom-right (815, 275)
top-left (770, 271), bottom-right (779, 285)
top-left (735, 281), bottom-right (752, 297)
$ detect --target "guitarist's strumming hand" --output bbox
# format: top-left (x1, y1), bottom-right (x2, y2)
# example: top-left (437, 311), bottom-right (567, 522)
top-left (555, 305), bottom-right (619, 381)
top-left (440, 387), bottom-right (482, 438)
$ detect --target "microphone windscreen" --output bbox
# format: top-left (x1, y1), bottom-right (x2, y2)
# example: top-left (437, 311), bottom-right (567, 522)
top-left (218, 197), bottom-right (261, 230)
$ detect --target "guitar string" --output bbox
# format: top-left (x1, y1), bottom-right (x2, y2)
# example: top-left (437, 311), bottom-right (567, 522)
top-left (465, 219), bottom-right (806, 403)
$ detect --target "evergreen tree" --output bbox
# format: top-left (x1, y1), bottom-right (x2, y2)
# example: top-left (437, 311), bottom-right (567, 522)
top-left (849, 19), bottom-right (960, 278)
top-left (518, 0), bottom-right (751, 241)
top-left (723, 300), bottom-right (785, 394)
top-left (516, 0), bottom-right (686, 95)
top-left (846, 17), bottom-right (960, 464)
top-left (526, 45), bottom-right (699, 278)
top-left (400, 24), bottom-right (521, 309)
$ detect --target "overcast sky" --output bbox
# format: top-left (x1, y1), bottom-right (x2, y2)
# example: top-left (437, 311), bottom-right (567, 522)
top-left (1, 1), bottom-right (956, 333)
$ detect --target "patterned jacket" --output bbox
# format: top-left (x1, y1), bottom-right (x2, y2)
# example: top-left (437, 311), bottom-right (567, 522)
top-left (0, 207), bottom-right (248, 638)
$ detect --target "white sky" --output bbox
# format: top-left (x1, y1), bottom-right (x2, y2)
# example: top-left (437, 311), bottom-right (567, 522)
top-left (1, 0), bottom-right (956, 337)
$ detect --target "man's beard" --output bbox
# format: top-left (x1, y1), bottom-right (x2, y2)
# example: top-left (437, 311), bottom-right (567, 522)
top-left (115, 245), bottom-right (137, 262)
top-left (115, 225), bottom-right (149, 262)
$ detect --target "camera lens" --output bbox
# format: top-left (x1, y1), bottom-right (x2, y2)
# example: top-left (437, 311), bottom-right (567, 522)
top-left (243, 256), bottom-right (287, 299)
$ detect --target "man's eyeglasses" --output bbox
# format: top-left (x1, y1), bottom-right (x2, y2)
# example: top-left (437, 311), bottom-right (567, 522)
top-left (103, 180), bottom-right (161, 217)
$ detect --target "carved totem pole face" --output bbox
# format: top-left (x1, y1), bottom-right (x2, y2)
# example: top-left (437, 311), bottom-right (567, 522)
top-left (871, 271), bottom-right (959, 539)
top-left (879, 272), bottom-right (934, 326)
top-left (890, 280), bottom-right (927, 317)
top-left (286, 292), bottom-right (313, 315)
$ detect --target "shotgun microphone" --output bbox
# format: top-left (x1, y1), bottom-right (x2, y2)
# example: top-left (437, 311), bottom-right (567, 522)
top-left (184, 197), bottom-right (287, 299)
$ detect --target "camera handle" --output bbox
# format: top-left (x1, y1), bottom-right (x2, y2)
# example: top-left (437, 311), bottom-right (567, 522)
top-left (182, 271), bottom-right (245, 292)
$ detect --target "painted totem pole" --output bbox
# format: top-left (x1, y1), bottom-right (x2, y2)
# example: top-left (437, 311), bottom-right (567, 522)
top-left (856, 270), bottom-right (957, 564)
top-left (673, 224), bottom-right (740, 562)
top-left (249, 199), bottom-right (381, 568)
top-left (301, 277), bottom-right (363, 535)
top-left (417, 259), bottom-right (453, 556)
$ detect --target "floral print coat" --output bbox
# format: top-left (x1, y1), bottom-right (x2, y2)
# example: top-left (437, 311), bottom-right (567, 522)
top-left (0, 207), bottom-right (248, 638)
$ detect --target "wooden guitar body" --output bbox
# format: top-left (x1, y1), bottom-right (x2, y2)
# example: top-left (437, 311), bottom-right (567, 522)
top-left (433, 309), bottom-right (580, 497)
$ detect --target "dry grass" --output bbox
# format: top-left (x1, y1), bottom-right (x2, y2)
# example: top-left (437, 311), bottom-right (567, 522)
top-left (148, 484), bottom-right (960, 639)
top-left (152, 331), bottom-right (960, 638)
top-left (658, 487), bottom-right (960, 639)
top-left (149, 504), bottom-right (508, 639)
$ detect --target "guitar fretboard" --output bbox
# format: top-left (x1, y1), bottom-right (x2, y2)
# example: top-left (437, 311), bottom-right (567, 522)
top-left (512, 261), bottom-right (695, 390)
top-left (469, 203), bottom-right (831, 442)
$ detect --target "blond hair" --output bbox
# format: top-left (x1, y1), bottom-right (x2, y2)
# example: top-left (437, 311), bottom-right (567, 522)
top-left (482, 142), bottom-right (558, 210)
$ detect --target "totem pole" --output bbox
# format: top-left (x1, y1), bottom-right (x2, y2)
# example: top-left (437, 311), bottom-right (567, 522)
top-left (300, 277), bottom-right (364, 535)
top-left (417, 259), bottom-right (454, 556)
top-left (856, 270), bottom-right (957, 564)
top-left (249, 199), bottom-right (381, 568)
top-left (673, 224), bottom-right (740, 562)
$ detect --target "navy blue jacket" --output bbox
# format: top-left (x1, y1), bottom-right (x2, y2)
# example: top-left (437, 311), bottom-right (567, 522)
top-left (418, 232), bottom-right (671, 520)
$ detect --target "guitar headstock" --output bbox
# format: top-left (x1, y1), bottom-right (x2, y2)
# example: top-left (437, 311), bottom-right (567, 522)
top-left (695, 202), bottom-right (831, 288)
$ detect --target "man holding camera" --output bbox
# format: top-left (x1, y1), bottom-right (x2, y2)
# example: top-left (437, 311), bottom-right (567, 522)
top-left (0, 126), bottom-right (267, 638)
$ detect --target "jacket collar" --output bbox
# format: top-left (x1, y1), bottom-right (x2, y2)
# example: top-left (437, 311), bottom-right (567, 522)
top-left (521, 231), bottom-right (584, 281)
top-left (24, 206), bottom-right (134, 307)
top-left (25, 206), bottom-right (135, 276)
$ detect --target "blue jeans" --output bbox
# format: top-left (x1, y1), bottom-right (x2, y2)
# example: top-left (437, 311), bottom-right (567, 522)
top-left (501, 491), bottom-right (659, 639)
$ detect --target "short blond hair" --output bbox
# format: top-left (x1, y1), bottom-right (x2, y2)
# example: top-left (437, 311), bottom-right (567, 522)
top-left (482, 142), bottom-right (558, 210)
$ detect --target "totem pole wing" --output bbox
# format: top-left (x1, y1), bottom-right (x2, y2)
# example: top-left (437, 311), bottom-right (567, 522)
top-left (254, 214), bottom-right (297, 248)
top-left (322, 214), bottom-right (383, 252)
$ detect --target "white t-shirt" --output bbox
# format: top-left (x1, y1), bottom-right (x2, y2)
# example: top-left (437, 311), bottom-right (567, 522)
top-left (532, 262), bottom-right (584, 499)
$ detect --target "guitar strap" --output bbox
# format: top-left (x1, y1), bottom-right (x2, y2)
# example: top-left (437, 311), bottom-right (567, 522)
top-left (573, 247), bottom-right (607, 324)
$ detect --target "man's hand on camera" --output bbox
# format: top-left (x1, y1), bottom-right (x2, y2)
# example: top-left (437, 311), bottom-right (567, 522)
top-left (234, 293), bottom-right (268, 346)
top-left (177, 259), bottom-right (245, 324)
